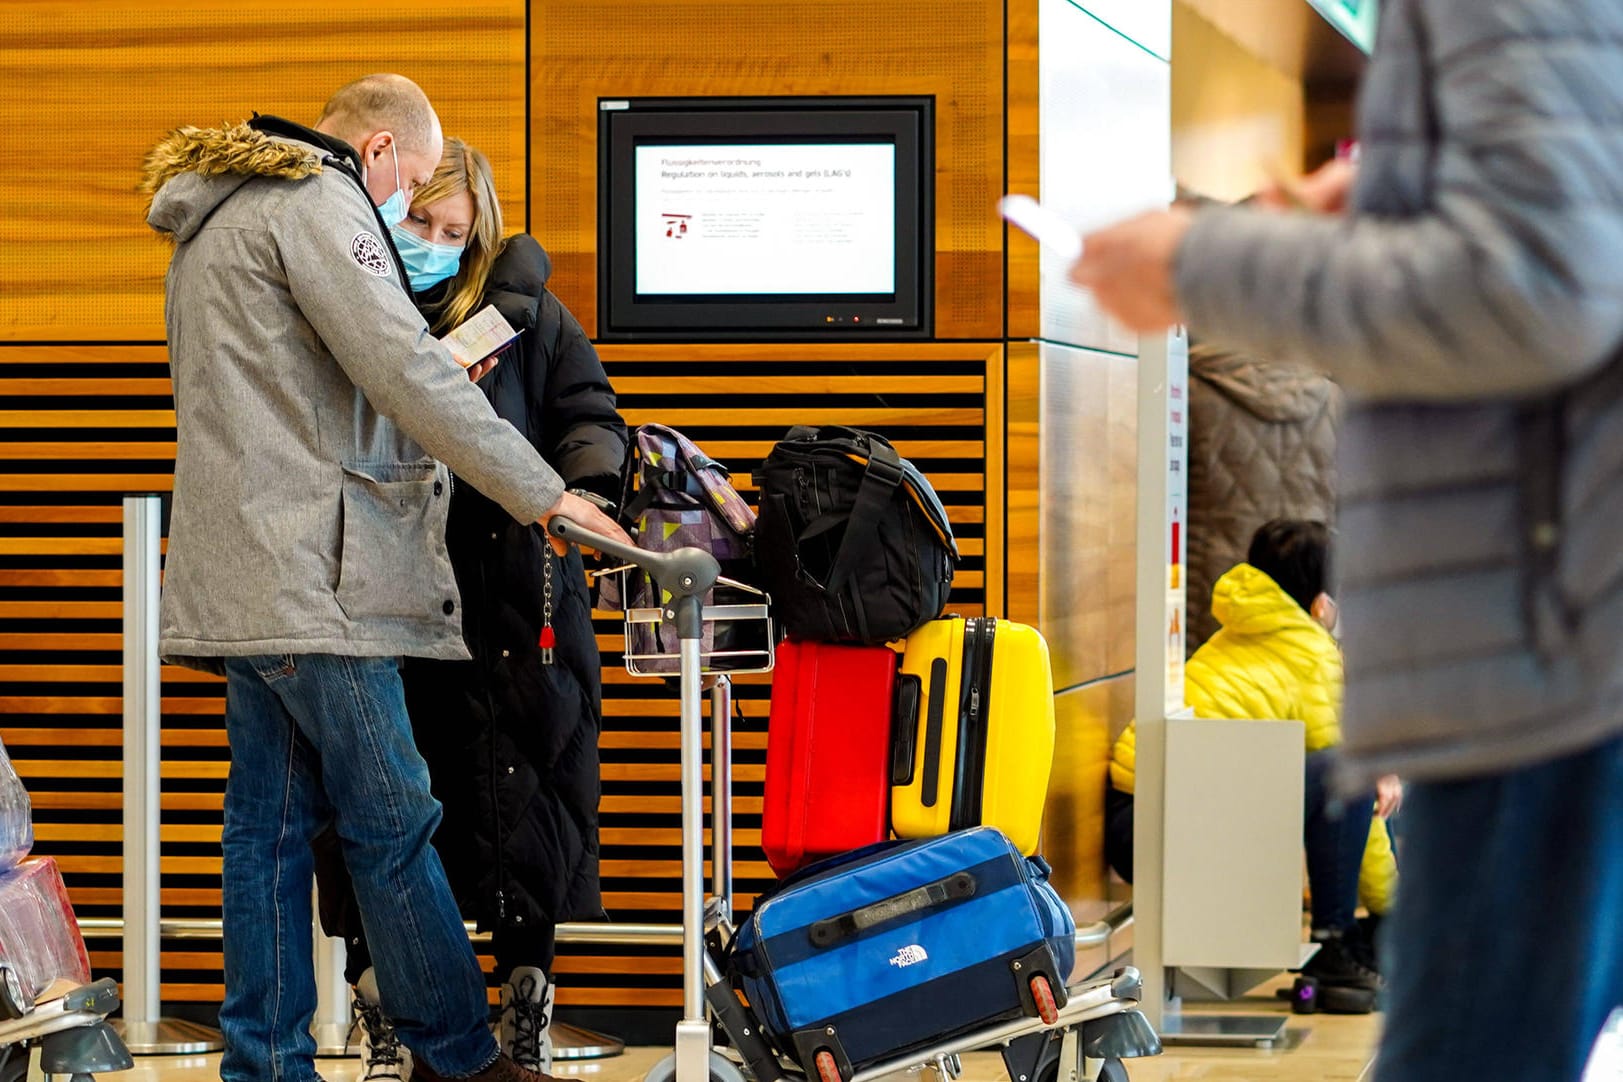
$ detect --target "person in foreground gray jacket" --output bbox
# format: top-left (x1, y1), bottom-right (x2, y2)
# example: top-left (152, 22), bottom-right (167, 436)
top-left (1072, 2), bottom-right (1623, 1079)
top-left (143, 74), bottom-right (624, 1082)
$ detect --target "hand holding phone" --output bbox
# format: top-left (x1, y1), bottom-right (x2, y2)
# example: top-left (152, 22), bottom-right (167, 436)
top-left (998, 194), bottom-right (1083, 261)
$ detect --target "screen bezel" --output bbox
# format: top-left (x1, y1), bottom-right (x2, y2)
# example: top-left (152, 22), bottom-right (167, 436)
top-left (598, 96), bottom-right (934, 341)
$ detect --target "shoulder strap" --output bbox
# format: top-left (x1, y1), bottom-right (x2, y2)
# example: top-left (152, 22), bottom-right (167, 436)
top-left (821, 439), bottom-right (906, 594)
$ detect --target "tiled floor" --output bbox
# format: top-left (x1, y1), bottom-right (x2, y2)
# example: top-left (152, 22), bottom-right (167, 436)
top-left (60, 976), bottom-right (1381, 1082)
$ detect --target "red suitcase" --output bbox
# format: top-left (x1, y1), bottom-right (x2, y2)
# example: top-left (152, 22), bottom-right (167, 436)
top-left (762, 640), bottom-right (899, 876)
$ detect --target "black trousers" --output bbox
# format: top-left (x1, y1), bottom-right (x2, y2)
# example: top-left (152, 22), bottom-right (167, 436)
top-left (313, 823), bottom-right (558, 988)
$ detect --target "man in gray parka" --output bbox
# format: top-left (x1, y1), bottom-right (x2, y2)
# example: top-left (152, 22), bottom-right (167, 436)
top-left (143, 75), bottom-right (626, 1082)
top-left (1072, 2), bottom-right (1623, 1079)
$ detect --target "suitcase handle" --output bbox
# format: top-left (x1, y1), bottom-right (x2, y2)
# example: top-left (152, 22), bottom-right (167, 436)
top-left (891, 674), bottom-right (922, 786)
top-left (807, 870), bottom-right (977, 949)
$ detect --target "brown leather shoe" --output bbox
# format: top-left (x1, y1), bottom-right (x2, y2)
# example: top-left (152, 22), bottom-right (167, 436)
top-left (411, 1051), bottom-right (557, 1082)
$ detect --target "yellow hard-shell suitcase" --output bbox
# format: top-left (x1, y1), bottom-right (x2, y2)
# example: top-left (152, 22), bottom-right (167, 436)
top-left (890, 616), bottom-right (1055, 855)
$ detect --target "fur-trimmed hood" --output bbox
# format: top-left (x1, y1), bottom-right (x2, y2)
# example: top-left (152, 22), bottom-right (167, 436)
top-left (143, 121), bottom-right (324, 242)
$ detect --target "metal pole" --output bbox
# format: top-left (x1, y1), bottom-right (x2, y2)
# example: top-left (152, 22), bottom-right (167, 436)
top-left (115, 494), bottom-right (223, 1056)
top-left (121, 496), bottom-right (159, 1033)
top-left (673, 605), bottom-right (711, 1082)
top-left (709, 675), bottom-right (734, 923)
top-left (680, 635), bottom-right (705, 1023)
top-left (1132, 330), bottom-right (1190, 1032)
top-left (311, 886), bottom-right (351, 1057)
top-left (78, 917), bottom-right (690, 946)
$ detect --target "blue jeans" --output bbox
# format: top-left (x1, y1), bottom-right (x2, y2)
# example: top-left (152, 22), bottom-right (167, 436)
top-left (1303, 749), bottom-right (1373, 934)
top-left (220, 655), bottom-right (499, 1082)
top-left (1375, 731), bottom-right (1623, 1082)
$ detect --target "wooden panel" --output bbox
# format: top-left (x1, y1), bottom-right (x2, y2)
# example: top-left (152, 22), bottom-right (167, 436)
top-left (0, 0), bottom-right (526, 342)
top-left (0, 338), bottom-right (996, 1010)
top-left (4, 0), bottom-right (1023, 1012)
top-left (531, 0), bottom-right (1006, 339)
top-left (1176, 0), bottom-right (1368, 87)
top-left (1006, 0), bottom-right (1042, 340)
top-left (1172, 0), bottom-right (1307, 201)
top-left (983, 345), bottom-right (1007, 617)
top-left (1006, 342), bottom-right (1042, 625)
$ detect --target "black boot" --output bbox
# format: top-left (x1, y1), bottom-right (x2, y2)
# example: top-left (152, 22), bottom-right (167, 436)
top-left (1352, 914), bottom-right (1384, 974)
top-left (1301, 931), bottom-right (1381, 991)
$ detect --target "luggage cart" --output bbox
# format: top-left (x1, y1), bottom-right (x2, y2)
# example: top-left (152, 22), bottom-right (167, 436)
top-left (550, 519), bottom-right (1161, 1082)
top-left (0, 971), bottom-right (133, 1082)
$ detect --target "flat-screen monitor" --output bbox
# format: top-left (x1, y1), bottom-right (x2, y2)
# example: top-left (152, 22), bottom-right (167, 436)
top-left (598, 96), bottom-right (934, 340)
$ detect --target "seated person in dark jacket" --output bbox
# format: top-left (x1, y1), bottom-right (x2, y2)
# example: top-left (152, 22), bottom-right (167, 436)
top-left (315, 138), bottom-right (627, 1080)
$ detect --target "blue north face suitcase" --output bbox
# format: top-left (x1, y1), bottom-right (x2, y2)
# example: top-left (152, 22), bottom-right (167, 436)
top-left (731, 827), bottom-right (1076, 1078)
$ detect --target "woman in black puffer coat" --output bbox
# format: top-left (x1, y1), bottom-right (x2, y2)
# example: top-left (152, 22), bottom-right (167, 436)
top-left (314, 138), bottom-right (625, 1079)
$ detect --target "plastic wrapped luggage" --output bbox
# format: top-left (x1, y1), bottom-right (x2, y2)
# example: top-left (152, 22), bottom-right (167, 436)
top-left (0, 856), bottom-right (91, 1000)
top-left (0, 737), bottom-right (31, 869)
top-left (731, 827), bottom-right (1075, 1077)
top-left (762, 640), bottom-right (898, 876)
top-left (891, 617), bottom-right (1055, 855)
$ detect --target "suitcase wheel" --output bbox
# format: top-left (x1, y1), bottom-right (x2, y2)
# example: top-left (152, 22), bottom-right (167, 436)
top-left (1029, 974), bottom-right (1060, 1026)
top-left (1289, 976), bottom-right (1319, 1015)
top-left (1095, 1058), bottom-right (1129, 1082)
top-left (641, 1049), bottom-right (746, 1082)
top-left (814, 1049), bottom-right (843, 1082)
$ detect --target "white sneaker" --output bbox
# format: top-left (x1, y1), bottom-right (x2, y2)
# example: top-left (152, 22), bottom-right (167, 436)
top-left (350, 967), bottom-right (413, 1082)
top-left (500, 967), bottom-right (555, 1073)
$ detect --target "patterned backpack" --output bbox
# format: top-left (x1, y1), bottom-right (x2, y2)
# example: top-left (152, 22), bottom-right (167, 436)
top-left (598, 424), bottom-right (765, 672)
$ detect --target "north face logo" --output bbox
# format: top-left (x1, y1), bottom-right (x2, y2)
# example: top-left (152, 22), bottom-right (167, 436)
top-left (889, 945), bottom-right (928, 968)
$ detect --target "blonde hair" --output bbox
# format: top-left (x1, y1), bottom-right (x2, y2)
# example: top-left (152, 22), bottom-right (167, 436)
top-left (317, 74), bottom-right (438, 156)
top-left (412, 138), bottom-right (506, 334)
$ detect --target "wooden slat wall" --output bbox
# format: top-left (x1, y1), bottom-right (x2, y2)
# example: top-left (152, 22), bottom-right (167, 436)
top-left (0, 342), bottom-right (997, 1008)
top-left (2, 0), bottom-right (1022, 1016)
top-left (0, 0), bottom-right (523, 1008)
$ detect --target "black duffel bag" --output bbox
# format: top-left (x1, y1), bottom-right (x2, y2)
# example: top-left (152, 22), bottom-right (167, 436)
top-left (753, 426), bottom-right (958, 644)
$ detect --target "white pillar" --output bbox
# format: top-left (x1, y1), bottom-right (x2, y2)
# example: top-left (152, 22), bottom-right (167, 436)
top-left (1131, 330), bottom-right (1189, 1028)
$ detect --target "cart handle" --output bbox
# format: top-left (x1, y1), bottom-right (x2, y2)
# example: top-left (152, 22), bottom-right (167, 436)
top-left (547, 516), bottom-right (721, 602)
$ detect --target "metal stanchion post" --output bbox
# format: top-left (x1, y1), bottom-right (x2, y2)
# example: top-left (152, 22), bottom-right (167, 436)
top-left (673, 623), bottom-right (709, 1082)
top-left (115, 494), bottom-right (223, 1055)
top-left (312, 887), bottom-right (352, 1057)
top-left (710, 676), bottom-right (734, 923)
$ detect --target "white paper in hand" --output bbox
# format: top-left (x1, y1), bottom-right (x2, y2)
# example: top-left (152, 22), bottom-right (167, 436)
top-left (439, 305), bottom-right (520, 368)
top-left (998, 195), bottom-right (1083, 261)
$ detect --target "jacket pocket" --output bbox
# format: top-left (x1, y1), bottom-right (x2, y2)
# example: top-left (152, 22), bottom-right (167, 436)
top-left (335, 462), bottom-right (455, 621)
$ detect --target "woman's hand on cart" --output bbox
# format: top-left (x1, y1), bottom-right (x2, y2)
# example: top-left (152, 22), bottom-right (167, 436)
top-left (541, 493), bottom-right (633, 557)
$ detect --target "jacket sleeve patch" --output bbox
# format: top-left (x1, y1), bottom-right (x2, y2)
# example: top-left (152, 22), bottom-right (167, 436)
top-left (350, 232), bottom-right (392, 277)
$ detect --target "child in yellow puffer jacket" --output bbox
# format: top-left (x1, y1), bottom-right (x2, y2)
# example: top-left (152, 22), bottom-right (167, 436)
top-left (1104, 520), bottom-right (1398, 993)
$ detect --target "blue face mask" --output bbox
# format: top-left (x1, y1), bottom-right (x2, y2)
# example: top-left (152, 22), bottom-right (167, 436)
top-left (391, 224), bottom-right (466, 292)
top-left (364, 140), bottom-right (410, 228)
